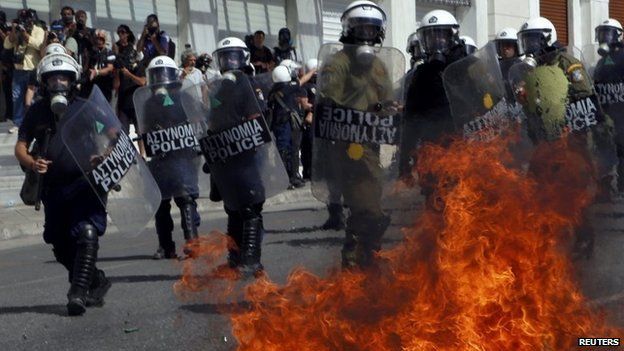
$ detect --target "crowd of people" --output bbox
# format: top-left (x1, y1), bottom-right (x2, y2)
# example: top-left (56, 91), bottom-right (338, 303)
top-left (7, 0), bottom-right (624, 318)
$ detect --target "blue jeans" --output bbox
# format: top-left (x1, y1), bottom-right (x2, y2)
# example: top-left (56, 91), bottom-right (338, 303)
top-left (11, 70), bottom-right (31, 127)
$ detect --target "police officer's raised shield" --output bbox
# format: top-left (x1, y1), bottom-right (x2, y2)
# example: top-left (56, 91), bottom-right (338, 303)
top-left (509, 48), bottom-right (608, 138)
top-left (62, 86), bottom-right (161, 236)
top-left (133, 80), bottom-right (202, 200)
top-left (583, 43), bottom-right (624, 136)
top-left (181, 72), bottom-right (289, 210)
top-left (443, 42), bottom-right (524, 141)
top-left (311, 43), bottom-right (405, 209)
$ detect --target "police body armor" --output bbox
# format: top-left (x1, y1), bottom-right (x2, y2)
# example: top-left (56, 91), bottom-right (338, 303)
top-left (182, 71), bottom-right (289, 210)
top-left (61, 86), bottom-right (162, 236)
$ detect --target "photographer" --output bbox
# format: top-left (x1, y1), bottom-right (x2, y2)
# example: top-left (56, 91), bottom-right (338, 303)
top-left (3, 9), bottom-right (44, 133)
top-left (72, 10), bottom-right (95, 70)
top-left (113, 25), bottom-right (145, 133)
top-left (137, 14), bottom-right (173, 63)
top-left (81, 30), bottom-right (114, 101)
top-left (195, 52), bottom-right (212, 74)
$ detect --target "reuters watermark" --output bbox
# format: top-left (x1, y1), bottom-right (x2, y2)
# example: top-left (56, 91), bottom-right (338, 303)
top-left (577, 338), bottom-right (620, 348)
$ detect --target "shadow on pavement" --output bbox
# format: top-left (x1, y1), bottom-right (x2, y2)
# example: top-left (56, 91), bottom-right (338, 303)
top-left (97, 255), bottom-right (154, 262)
top-left (179, 301), bottom-right (250, 315)
top-left (108, 274), bottom-right (180, 283)
top-left (265, 226), bottom-right (322, 234)
top-left (267, 237), bottom-right (401, 247)
top-left (0, 304), bottom-right (66, 317)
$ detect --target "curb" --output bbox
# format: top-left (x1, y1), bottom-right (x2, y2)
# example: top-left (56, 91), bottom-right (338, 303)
top-left (0, 184), bottom-right (318, 250)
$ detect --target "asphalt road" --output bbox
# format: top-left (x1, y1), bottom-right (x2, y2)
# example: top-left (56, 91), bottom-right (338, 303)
top-left (0, 198), bottom-right (623, 350)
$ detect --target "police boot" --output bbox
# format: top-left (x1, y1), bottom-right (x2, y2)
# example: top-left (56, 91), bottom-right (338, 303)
top-left (154, 200), bottom-right (177, 260)
top-left (86, 269), bottom-right (111, 307)
top-left (67, 224), bottom-right (99, 316)
top-left (240, 208), bottom-right (264, 276)
top-left (355, 215), bottom-right (390, 267)
top-left (180, 199), bottom-right (200, 258)
top-left (226, 215), bottom-right (243, 268)
top-left (321, 203), bottom-right (345, 230)
top-left (341, 229), bottom-right (358, 269)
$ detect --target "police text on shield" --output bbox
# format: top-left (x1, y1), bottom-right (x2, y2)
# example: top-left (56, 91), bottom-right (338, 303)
top-left (89, 132), bottom-right (137, 193)
top-left (315, 105), bottom-right (399, 145)
top-left (200, 118), bottom-right (271, 164)
top-left (143, 122), bottom-right (199, 157)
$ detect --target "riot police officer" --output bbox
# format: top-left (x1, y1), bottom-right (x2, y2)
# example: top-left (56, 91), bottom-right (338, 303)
top-left (14, 53), bottom-right (110, 316)
top-left (401, 10), bottom-right (467, 194)
top-left (313, 0), bottom-right (397, 267)
top-left (494, 27), bottom-right (521, 100)
top-left (135, 56), bottom-right (201, 260)
top-left (210, 36), bottom-right (274, 275)
top-left (515, 17), bottom-right (615, 258)
top-left (406, 31), bottom-right (426, 71)
top-left (592, 19), bottom-right (624, 192)
top-left (461, 35), bottom-right (477, 56)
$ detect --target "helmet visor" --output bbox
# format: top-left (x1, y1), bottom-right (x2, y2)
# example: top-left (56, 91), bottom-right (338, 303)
top-left (347, 17), bottom-right (384, 42)
top-left (596, 27), bottom-right (620, 45)
top-left (518, 30), bottom-right (546, 56)
top-left (44, 73), bottom-right (71, 93)
top-left (496, 40), bottom-right (519, 59)
top-left (465, 44), bottom-right (477, 55)
top-left (148, 66), bottom-right (179, 86)
top-left (215, 48), bottom-right (247, 72)
top-left (419, 27), bottom-right (455, 54)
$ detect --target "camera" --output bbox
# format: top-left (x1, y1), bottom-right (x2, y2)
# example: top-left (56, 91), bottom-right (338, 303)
top-left (114, 49), bottom-right (139, 70)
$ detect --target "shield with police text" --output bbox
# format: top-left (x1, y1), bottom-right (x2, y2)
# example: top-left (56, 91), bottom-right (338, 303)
top-left (62, 86), bottom-right (162, 236)
top-left (311, 43), bottom-right (406, 210)
top-left (443, 42), bottom-right (524, 142)
top-left (133, 80), bottom-right (202, 200)
top-left (181, 71), bottom-right (289, 210)
top-left (583, 43), bottom-right (624, 137)
top-left (509, 47), bottom-right (609, 139)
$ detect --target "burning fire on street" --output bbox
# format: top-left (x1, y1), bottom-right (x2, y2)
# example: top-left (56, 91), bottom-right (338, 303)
top-left (176, 135), bottom-right (622, 350)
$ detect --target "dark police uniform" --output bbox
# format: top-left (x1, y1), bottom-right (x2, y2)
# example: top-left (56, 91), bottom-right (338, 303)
top-left (18, 98), bottom-right (108, 310)
top-left (143, 90), bottom-right (200, 257)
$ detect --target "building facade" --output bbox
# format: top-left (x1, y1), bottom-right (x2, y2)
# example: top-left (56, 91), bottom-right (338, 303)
top-left (1, 0), bottom-right (622, 65)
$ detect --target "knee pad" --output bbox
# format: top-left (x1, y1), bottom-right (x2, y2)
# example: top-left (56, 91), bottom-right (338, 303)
top-left (77, 224), bottom-right (99, 246)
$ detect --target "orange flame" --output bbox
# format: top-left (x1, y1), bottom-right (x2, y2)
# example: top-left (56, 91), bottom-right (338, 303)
top-left (177, 135), bottom-right (621, 350)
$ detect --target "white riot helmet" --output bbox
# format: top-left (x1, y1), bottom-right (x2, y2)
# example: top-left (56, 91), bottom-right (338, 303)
top-left (213, 37), bottom-right (251, 73)
top-left (517, 17), bottom-right (557, 56)
top-left (44, 43), bottom-right (68, 56)
top-left (595, 19), bottom-right (623, 45)
top-left (146, 55), bottom-right (181, 87)
top-left (340, 0), bottom-right (387, 45)
top-left (272, 65), bottom-right (292, 83)
top-left (495, 27), bottom-right (519, 59)
top-left (417, 10), bottom-right (460, 58)
top-left (37, 52), bottom-right (81, 84)
top-left (279, 59), bottom-right (302, 79)
top-left (36, 53), bottom-right (81, 115)
top-left (406, 32), bottom-right (424, 59)
top-left (305, 58), bottom-right (318, 72)
top-left (461, 36), bottom-right (477, 55)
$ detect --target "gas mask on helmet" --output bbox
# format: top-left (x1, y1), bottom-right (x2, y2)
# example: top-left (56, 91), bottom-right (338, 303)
top-left (420, 27), bottom-right (456, 65)
top-left (45, 73), bottom-right (73, 116)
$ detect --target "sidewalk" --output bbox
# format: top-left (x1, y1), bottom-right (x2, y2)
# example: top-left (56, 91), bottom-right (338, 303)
top-left (0, 121), bottom-right (318, 247)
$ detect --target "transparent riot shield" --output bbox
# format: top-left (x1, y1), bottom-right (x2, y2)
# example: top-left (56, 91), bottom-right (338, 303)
top-left (254, 72), bottom-right (273, 99)
top-left (133, 81), bottom-right (202, 200)
top-left (443, 42), bottom-right (523, 141)
top-left (508, 47), bottom-right (616, 175)
top-left (581, 44), bottom-right (602, 77)
top-left (62, 86), bottom-right (161, 236)
top-left (509, 48), bottom-right (609, 137)
top-left (311, 43), bottom-right (406, 210)
top-left (181, 72), bottom-right (289, 210)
